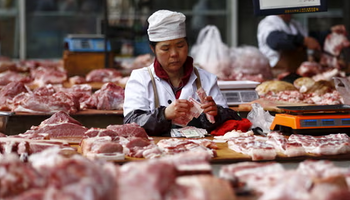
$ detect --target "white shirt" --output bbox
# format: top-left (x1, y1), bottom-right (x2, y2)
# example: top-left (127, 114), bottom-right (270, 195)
top-left (123, 64), bottom-right (228, 117)
top-left (257, 15), bottom-right (308, 67)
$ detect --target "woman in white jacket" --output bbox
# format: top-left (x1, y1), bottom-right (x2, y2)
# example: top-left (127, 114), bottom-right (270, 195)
top-left (123, 10), bottom-right (241, 136)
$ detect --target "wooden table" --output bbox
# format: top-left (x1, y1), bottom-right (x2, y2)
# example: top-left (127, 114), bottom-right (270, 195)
top-left (115, 136), bottom-right (350, 165)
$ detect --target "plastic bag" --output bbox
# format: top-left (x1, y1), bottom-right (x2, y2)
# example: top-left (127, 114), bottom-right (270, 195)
top-left (247, 103), bottom-right (275, 134)
top-left (190, 25), bottom-right (230, 79)
top-left (229, 45), bottom-right (273, 81)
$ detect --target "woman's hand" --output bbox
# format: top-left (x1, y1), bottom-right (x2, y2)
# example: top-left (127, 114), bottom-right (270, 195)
top-left (200, 96), bottom-right (218, 117)
top-left (165, 99), bottom-right (193, 120)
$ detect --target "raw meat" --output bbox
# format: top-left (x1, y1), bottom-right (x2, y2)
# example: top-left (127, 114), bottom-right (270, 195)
top-left (21, 111), bottom-right (88, 141)
top-left (30, 65), bottom-right (67, 87)
top-left (80, 136), bottom-right (124, 161)
top-left (0, 70), bottom-right (32, 86)
top-left (0, 154), bottom-right (46, 198)
top-left (82, 82), bottom-right (124, 110)
top-left (227, 136), bottom-right (277, 160)
top-left (157, 138), bottom-right (217, 158)
top-left (56, 84), bottom-right (92, 110)
top-left (159, 151), bottom-right (213, 176)
top-left (117, 159), bottom-right (177, 200)
top-left (297, 61), bottom-right (323, 77)
top-left (37, 110), bottom-right (82, 127)
top-left (12, 85), bottom-right (78, 114)
top-left (219, 161), bottom-right (285, 194)
top-left (267, 131), bottom-right (306, 157)
top-left (0, 81), bottom-right (30, 110)
top-left (28, 147), bottom-right (117, 200)
top-left (85, 68), bottom-right (122, 83)
top-left (84, 127), bottom-right (119, 138)
top-left (106, 123), bottom-right (149, 140)
top-left (69, 75), bottom-right (86, 84)
top-left (288, 133), bottom-right (350, 155)
top-left (166, 175), bottom-right (236, 200)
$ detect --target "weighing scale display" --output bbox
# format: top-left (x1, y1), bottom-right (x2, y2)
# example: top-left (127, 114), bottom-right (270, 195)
top-left (65, 36), bottom-right (110, 52)
top-left (300, 118), bottom-right (350, 127)
top-left (342, 119), bottom-right (350, 125)
top-left (221, 90), bottom-right (258, 106)
top-left (72, 40), bottom-right (92, 50)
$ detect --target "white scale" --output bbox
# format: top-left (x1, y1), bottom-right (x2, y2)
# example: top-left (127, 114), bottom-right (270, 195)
top-left (64, 34), bottom-right (111, 52)
top-left (217, 80), bottom-right (260, 106)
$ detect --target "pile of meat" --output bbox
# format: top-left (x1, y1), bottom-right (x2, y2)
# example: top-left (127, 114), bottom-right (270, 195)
top-left (220, 160), bottom-right (350, 200)
top-left (0, 146), bottom-right (236, 200)
top-left (296, 30), bottom-right (350, 82)
top-left (69, 68), bottom-right (127, 86)
top-left (2, 136), bottom-right (350, 200)
top-left (0, 81), bottom-right (124, 113)
top-left (0, 59), bottom-right (129, 88)
top-left (255, 78), bottom-right (343, 105)
top-left (215, 130), bottom-right (350, 161)
top-left (81, 127), bottom-right (218, 160)
top-left (0, 59), bottom-right (130, 113)
top-left (0, 111), bottom-right (218, 162)
top-left (227, 45), bottom-right (273, 82)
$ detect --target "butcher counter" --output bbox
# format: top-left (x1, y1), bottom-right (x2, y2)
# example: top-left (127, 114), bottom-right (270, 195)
top-left (0, 99), bottom-right (345, 136)
top-left (1, 107), bottom-right (253, 136)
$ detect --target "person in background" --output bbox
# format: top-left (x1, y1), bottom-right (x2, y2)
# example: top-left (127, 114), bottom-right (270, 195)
top-left (257, 14), bottom-right (347, 80)
top-left (123, 10), bottom-right (242, 136)
top-left (257, 14), bottom-right (321, 79)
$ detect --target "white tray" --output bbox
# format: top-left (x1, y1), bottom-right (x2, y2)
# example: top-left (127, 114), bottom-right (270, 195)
top-left (217, 80), bottom-right (260, 89)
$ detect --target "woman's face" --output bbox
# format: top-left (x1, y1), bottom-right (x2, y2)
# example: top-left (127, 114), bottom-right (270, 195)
top-left (152, 38), bottom-right (188, 73)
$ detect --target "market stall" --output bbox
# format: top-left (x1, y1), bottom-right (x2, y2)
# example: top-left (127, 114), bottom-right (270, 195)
top-left (1, 1), bottom-right (350, 200)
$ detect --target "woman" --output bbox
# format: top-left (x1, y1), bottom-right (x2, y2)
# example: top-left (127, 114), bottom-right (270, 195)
top-left (123, 10), bottom-right (241, 136)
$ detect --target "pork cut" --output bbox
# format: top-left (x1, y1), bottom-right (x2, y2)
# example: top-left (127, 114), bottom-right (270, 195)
top-left (288, 133), bottom-right (350, 155)
top-left (166, 175), bottom-right (236, 200)
top-left (227, 135), bottom-right (277, 161)
top-left (30, 65), bottom-right (67, 87)
top-left (80, 136), bottom-right (124, 161)
top-left (0, 81), bottom-right (30, 110)
top-left (0, 70), bottom-right (33, 86)
top-left (81, 82), bottom-right (124, 110)
top-left (85, 68), bottom-right (122, 83)
top-left (106, 123), bottom-right (149, 140)
top-left (21, 111), bottom-right (88, 141)
top-left (117, 159), bottom-right (177, 200)
top-left (12, 85), bottom-right (78, 114)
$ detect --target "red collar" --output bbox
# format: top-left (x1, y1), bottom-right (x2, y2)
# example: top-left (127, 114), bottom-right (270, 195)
top-left (154, 57), bottom-right (194, 99)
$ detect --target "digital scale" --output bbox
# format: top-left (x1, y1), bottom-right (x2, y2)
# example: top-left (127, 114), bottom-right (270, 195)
top-left (217, 80), bottom-right (260, 106)
top-left (270, 105), bottom-right (350, 135)
top-left (64, 34), bottom-right (111, 52)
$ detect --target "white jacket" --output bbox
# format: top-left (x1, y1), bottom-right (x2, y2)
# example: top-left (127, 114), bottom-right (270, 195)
top-left (123, 64), bottom-right (228, 117)
top-left (257, 15), bottom-right (308, 67)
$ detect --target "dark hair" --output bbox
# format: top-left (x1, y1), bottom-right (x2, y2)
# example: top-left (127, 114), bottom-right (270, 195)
top-left (149, 37), bottom-right (189, 49)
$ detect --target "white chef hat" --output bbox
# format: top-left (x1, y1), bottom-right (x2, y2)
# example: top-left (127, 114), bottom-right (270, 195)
top-left (147, 10), bottom-right (186, 42)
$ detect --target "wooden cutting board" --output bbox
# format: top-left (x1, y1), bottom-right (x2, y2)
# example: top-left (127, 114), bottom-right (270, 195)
top-left (107, 137), bottom-right (350, 164)
top-left (212, 141), bottom-right (350, 164)
top-left (238, 99), bottom-right (314, 113)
